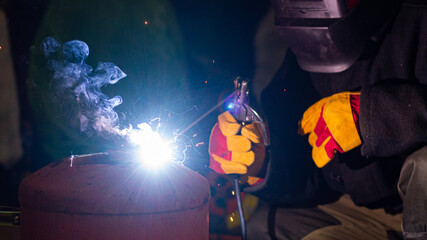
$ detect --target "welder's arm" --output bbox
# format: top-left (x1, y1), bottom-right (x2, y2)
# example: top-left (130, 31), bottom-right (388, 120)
top-left (209, 111), bottom-right (266, 185)
top-left (299, 81), bottom-right (427, 167)
top-left (359, 81), bottom-right (427, 158)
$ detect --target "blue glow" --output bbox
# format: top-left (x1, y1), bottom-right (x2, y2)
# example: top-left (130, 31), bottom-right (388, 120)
top-left (227, 103), bottom-right (235, 109)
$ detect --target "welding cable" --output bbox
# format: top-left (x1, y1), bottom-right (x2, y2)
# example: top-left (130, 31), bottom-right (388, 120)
top-left (233, 178), bottom-right (247, 240)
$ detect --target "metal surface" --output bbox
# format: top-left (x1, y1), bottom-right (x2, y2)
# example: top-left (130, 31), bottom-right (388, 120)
top-left (19, 151), bottom-right (210, 240)
top-left (0, 207), bottom-right (20, 240)
top-left (0, 207), bottom-right (20, 226)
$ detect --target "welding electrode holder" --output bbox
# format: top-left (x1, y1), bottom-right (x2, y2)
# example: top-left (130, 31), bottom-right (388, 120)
top-left (229, 79), bottom-right (270, 146)
top-left (228, 79), bottom-right (270, 240)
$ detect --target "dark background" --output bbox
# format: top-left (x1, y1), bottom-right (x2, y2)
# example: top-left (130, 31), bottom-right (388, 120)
top-left (0, 0), bottom-right (271, 207)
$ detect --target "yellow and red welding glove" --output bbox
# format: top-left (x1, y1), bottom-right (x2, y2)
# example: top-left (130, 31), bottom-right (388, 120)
top-left (299, 92), bottom-right (361, 168)
top-left (209, 111), bottom-right (265, 185)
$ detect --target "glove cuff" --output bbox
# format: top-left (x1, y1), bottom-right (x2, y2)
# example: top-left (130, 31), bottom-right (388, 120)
top-left (325, 92), bottom-right (362, 152)
top-left (350, 94), bottom-right (360, 134)
top-left (247, 177), bottom-right (264, 186)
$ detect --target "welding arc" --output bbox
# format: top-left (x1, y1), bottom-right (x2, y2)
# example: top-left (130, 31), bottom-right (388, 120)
top-left (233, 178), bottom-right (247, 240)
top-left (176, 92), bottom-right (236, 137)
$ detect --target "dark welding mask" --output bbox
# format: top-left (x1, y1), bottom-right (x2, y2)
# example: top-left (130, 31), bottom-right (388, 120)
top-left (272, 0), bottom-right (401, 73)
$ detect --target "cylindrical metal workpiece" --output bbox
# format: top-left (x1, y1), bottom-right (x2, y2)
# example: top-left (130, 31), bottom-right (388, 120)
top-left (19, 152), bottom-right (210, 240)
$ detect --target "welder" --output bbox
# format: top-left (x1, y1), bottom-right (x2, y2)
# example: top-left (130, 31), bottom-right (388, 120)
top-left (209, 0), bottom-right (427, 239)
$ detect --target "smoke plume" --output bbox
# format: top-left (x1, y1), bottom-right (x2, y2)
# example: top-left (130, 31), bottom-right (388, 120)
top-left (41, 37), bottom-right (127, 137)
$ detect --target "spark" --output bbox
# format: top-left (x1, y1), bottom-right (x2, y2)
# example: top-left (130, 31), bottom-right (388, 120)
top-left (0, 46), bottom-right (2, 50)
top-left (70, 155), bottom-right (74, 167)
top-left (212, 60), bottom-right (215, 63)
top-left (283, 89), bottom-right (287, 92)
top-left (192, 134), bottom-right (197, 137)
top-left (127, 123), bottom-right (173, 169)
top-left (205, 81), bottom-right (208, 84)
top-left (195, 142), bottom-right (204, 147)
top-left (144, 20), bottom-right (148, 25)
top-left (230, 216), bottom-right (234, 222)
top-left (231, 190), bottom-right (235, 196)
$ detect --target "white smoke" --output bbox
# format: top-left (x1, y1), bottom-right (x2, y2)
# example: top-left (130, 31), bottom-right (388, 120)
top-left (42, 37), bottom-right (127, 137)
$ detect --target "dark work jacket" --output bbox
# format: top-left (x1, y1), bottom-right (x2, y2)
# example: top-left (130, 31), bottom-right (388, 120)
top-left (245, 1), bottom-right (427, 209)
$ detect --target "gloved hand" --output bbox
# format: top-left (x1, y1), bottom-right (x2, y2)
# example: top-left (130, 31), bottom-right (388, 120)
top-left (209, 111), bottom-right (266, 183)
top-left (299, 92), bottom-right (361, 168)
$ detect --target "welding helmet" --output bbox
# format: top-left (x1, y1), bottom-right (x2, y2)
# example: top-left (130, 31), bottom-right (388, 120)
top-left (272, 0), bottom-right (401, 73)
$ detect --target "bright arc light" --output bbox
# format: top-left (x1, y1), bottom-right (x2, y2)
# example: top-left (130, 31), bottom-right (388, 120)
top-left (127, 123), bottom-right (173, 169)
top-left (227, 103), bottom-right (235, 109)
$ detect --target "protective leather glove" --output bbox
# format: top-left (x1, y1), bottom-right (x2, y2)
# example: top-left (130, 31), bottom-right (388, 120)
top-left (209, 111), bottom-right (266, 184)
top-left (299, 92), bottom-right (361, 168)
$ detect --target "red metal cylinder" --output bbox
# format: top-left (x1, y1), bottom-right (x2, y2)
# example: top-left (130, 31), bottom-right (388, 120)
top-left (19, 152), bottom-right (210, 240)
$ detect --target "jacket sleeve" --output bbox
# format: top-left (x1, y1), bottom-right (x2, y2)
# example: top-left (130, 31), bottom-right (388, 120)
top-left (360, 2), bottom-right (427, 158)
top-left (360, 81), bottom-right (427, 158)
